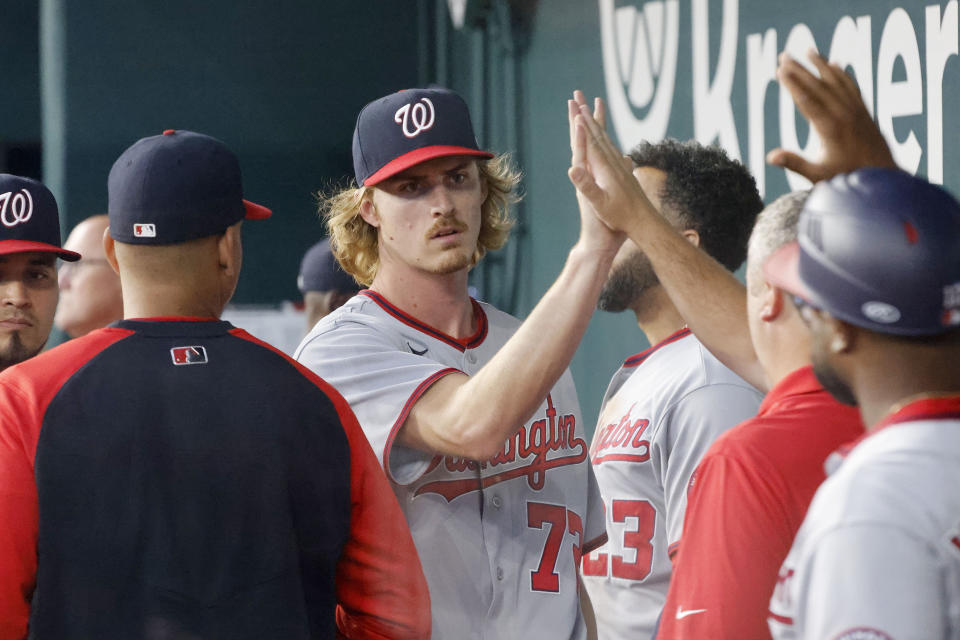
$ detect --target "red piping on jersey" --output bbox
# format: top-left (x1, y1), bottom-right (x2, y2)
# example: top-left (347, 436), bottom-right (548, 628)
top-left (623, 328), bottom-right (691, 368)
top-left (667, 540), bottom-right (680, 558)
top-left (768, 611), bottom-right (794, 626)
top-left (359, 290), bottom-right (488, 352)
top-left (837, 394), bottom-right (960, 459)
top-left (590, 453), bottom-right (652, 465)
top-left (384, 367), bottom-right (462, 484)
top-left (124, 316), bottom-right (220, 322)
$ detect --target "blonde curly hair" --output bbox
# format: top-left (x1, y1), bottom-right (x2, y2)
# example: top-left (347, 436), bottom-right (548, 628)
top-left (321, 154), bottom-right (521, 286)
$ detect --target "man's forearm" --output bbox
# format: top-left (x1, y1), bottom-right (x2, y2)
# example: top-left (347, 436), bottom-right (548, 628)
top-left (621, 205), bottom-right (763, 390)
top-left (403, 243), bottom-right (616, 459)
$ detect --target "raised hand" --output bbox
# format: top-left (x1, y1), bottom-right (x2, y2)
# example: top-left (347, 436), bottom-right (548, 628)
top-left (567, 91), bottom-right (658, 238)
top-left (567, 91), bottom-right (625, 253)
top-left (767, 49), bottom-right (897, 182)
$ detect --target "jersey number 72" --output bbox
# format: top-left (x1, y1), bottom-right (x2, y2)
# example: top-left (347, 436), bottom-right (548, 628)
top-left (527, 501), bottom-right (584, 592)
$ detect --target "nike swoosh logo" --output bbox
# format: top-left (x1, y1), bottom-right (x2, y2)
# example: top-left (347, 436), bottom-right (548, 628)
top-left (675, 607), bottom-right (707, 620)
top-left (406, 341), bottom-right (428, 356)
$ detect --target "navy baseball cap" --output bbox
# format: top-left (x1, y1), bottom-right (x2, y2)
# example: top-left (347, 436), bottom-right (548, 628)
top-left (764, 168), bottom-right (960, 335)
top-left (108, 129), bottom-right (271, 245)
top-left (352, 87), bottom-right (494, 186)
top-left (297, 239), bottom-right (359, 294)
top-left (0, 174), bottom-right (80, 261)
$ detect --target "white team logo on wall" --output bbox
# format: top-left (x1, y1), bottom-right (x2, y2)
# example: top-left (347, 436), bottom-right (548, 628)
top-left (0, 189), bottom-right (34, 228)
top-left (395, 98), bottom-right (436, 138)
top-left (599, 0), bottom-right (680, 147)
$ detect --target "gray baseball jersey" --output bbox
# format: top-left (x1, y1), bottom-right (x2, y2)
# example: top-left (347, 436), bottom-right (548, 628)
top-left (769, 396), bottom-right (960, 640)
top-left (295, 290), bottom-right (606, 640)
top-left (581, 328), bottom-right (763, 639)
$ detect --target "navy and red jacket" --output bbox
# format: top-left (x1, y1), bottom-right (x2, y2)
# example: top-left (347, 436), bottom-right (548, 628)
top-left (0, 318), bottom-right (430, 640)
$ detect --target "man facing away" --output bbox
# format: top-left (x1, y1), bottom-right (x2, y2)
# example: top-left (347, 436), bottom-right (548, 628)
top-left (579, 133), bottom-right (765, 639)
top-left (54, 214), bottom-right (124, 339)
top-left (0, 174), bottom-right (80, 372)
top-left (0, 130), bottom-right (429, 639)
top-left (296, 87), bottom-right (626, 639)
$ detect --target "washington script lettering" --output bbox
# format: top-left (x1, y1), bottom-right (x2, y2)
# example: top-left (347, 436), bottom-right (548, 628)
top-left (414, 394), bottom-right (587, 501)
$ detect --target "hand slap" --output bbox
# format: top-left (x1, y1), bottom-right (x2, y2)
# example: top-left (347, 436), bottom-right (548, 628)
top-left (567, 92), bottom-right (653, 237)
top-left (767, 49), bottom-right (896, 182)
top-left (567, 91), bottom-right (624, 253)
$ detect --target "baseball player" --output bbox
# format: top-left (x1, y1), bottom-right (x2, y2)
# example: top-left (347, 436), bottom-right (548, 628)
top-left (297, 238), bottom-right (360, 332)
top-left (762, 168), bottom-right (960, 639)
top-left (55, 214), bottom-right (124, 338)
top-left (296, 87), bottom-right (619, 639)
top-left (571, 110), bottom-right (764, 638)
top-left (0, 130), bottom-right (430, 639)
top-left (0, 174), bottom-right (80, 372)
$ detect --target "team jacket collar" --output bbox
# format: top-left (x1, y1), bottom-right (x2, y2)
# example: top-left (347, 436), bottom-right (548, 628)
top-left (757, 365), bottom-right (823, 416)
top-left (360, 289), bottom-right (488, 352)
top-left (112, 317), bottom-right (233, 337)
top-left (622, 327), bottom-right (691, 368)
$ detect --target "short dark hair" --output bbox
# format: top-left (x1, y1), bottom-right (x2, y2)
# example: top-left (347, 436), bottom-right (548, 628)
top-left (629, 138), bottom-right (762, 271)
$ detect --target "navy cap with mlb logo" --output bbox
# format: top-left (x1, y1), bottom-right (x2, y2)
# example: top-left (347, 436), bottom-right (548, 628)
top-left (108, 130), bottom-right (271, 245)
top-left (0, 173), bottom-right (80, 261)
top-left (352, 87), bottom-right (494, 187)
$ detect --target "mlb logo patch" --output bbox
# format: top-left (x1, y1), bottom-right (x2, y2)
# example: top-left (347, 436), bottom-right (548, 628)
top-left (170, 345), bottom-right (208, 366)
top-left (134, 223), bottom-right (156, 238)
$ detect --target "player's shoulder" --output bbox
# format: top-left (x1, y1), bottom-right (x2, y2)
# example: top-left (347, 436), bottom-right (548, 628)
top-left (687, 335), bottom-right (760, 392)
top-left (296, 292), bottom-right (406, 351)
top-left (807, 421), bottom-right (960, 537)
top-left (620, 329), bottom-right (759, 403)
top-left (0, 327), bottom-right (132, 395)
top-left (706, 390), bottom-right (856, 463)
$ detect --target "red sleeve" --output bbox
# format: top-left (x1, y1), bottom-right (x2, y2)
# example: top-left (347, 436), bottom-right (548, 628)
top-left (0, 383), bottom-right (38, 639)
top-left (327, 384), bottom-right (432, 640)
top-left (0, 329), bottom-right (131, 639)
top-left (657, 446), bottom-right (793, 640)
top-left (230, 330), bottom-right (431, 639)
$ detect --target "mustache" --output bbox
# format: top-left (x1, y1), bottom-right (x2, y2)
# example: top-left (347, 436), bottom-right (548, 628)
top-left (424, 218), bottom-right (469, 240)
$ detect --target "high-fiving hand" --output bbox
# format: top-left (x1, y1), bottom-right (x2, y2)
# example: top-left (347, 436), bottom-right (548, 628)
top-left (767, 49), bottom-right (897, 182)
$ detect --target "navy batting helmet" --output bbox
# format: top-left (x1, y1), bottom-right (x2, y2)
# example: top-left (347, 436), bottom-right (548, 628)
top-left (764, 168), bottom-right (960, 336)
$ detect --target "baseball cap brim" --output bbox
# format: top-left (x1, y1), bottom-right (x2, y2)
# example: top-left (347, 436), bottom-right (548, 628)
top-left (364, 146), bottom-right (494, 186)
top-left (0, 240), bottom-right (81, 262)
top-left (243, 199), bottom-right (272, 220)
top-left (763, 241), bottom-right (816, 304)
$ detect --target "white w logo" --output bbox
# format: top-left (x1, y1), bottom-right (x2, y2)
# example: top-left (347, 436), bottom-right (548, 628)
top-left (599, 0), bottom-right (680, 146)
top-left (394, 98), bottom-right (436, 138)
top-left (0, 189), bottom-right (34, 228)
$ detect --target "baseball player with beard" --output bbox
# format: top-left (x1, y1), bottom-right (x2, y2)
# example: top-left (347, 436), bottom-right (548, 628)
top-left (574, 130), bottom-right (763, 637)
top-left (764, 168), bottom-right (960, 639)
top-left (0, 175), bottom-right (80, 372)
top-left (296, 88), bottom-right (627, 639)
